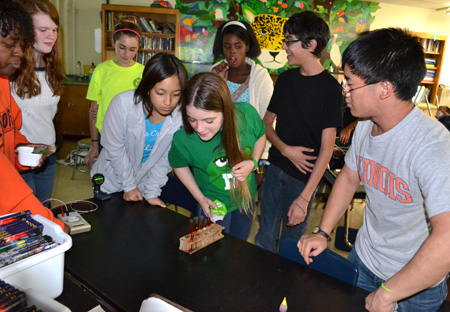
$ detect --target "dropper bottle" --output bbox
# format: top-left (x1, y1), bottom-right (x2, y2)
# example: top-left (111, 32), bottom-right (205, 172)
top-left (279, 297), bottom-right (287, 312)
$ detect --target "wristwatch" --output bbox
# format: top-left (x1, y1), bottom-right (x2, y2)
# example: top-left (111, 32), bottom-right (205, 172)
top-left (312, 226), bottom-right (331, 242)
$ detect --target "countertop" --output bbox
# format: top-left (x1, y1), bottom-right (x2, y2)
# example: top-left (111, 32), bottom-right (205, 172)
top-left (62, 75), bottom-right (90, 86)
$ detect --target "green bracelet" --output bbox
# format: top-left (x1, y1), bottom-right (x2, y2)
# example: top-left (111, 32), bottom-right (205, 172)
top-left (381, 283), bottom-right (392, 293)
top-left (252, 158), bottom-right (258, 170)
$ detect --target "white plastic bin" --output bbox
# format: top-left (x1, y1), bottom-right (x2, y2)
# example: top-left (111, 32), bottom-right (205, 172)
top-left (25, 288), bottom-right (71, 312)
top-left (0, 214), bottom-right (72, 298)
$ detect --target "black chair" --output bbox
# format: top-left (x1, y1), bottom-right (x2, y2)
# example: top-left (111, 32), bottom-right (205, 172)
top-left (278, 237), bottom-right (359, 286)
top-left (160, 175), bottom-right (198, 216)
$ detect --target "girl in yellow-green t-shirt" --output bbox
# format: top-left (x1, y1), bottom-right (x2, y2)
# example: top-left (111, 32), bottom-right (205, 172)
top-left (85, 21), bottom-right (144, 167)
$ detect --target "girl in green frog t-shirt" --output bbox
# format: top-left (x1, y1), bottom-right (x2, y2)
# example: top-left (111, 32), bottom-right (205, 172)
top-left (168, 72), bottom-right (266, 241)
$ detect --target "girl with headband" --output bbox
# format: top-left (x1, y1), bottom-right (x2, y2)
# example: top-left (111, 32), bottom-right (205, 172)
top-left (85, 21), bottom-right (144, 168)
top-left (211, 20), bottom-right (273, 184)
top-left (10, 0), bottom-right (65, 207)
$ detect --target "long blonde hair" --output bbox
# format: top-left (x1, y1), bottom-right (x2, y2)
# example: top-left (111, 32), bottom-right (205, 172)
top-left (181, 73), bottom-right (253, 214)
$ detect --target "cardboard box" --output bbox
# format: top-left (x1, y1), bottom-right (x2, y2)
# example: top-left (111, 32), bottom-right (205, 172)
top-left (0, 215), bottom-right (72, 298)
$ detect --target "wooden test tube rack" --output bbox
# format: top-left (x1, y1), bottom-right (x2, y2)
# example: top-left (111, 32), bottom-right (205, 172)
top-left (179, 223), bottom-right (225, 254)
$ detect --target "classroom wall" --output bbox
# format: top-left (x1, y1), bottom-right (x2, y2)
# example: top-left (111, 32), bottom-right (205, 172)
top-left (371, 3), bottom-right (450, 85)
top-left (71, 1), bottom-right (450, 85)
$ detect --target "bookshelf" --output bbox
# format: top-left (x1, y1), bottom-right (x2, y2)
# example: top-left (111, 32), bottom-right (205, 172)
top-left (411, 32), bottom-right (447, 107)
top-left (101, 4), bottom-right (179, 65)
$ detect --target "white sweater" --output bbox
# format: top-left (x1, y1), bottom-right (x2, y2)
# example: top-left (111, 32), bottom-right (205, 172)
top-left (212, 58), bottom-right (274, 158)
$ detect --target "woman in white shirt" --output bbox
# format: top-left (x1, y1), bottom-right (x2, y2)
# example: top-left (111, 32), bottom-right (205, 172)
top-left (10, 0), bottom-right (64, 207)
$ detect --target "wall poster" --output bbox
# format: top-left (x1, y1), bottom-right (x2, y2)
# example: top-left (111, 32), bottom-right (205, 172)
top-left (176, 0), bottom-right (380, 76)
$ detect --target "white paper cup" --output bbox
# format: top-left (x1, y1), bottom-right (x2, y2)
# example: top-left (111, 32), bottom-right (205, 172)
top-left (17, 146), bottom-right (43, 167)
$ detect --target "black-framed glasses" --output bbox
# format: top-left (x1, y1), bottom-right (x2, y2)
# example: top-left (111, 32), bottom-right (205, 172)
top-left (282, 38), bottom-right (301, 47)
top-left (342, 79), bottom-right (371, 96)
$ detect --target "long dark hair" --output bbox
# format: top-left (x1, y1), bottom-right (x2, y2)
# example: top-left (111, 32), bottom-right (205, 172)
top-left (134, 53), bottom-right (188, 118)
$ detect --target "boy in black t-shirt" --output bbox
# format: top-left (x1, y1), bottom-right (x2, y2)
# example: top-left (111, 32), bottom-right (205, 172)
top-left (255, 11), bottom-right (342, 253)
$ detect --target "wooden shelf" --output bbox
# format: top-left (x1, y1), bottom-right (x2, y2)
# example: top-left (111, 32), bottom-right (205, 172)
top-left (101, 4), bottom-right (180, 65)
top-left (411, 31), bottom-right (447, 106)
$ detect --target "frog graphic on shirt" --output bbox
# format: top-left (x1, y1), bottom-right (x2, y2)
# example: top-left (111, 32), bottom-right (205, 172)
top-left (206, 146), bottom-right (252, 191)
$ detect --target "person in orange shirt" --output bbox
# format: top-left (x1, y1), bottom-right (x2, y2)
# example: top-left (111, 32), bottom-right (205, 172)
top-left (1, 1), bottom-right (48, 170)
top-left (0, 0), bottom-right (67, 232)
top-left (0, 151), bottom-right (66, 230)
top-left (0, 0), bottom-right (33, 169)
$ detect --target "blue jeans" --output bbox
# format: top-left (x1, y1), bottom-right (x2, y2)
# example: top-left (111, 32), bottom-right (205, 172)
top-left (348, 248), bottom-right (448, 311)
top-left (255, 165), bottom-right (316, 253)
top-left (21, 155), bottom-right (56, 208)
top-left (198, 203), bottom-right (253, 242)
top-left (98, 133), bottom-right (103, 152)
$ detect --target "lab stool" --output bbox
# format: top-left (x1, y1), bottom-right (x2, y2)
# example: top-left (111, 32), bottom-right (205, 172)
top-left (71, 138), bottom-right (91, 180)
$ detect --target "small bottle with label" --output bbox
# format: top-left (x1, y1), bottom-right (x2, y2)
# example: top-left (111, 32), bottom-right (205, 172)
top-left (89, 62), bottom-right (95, 80)
top-left (76, 61), bottom-right (82, 80)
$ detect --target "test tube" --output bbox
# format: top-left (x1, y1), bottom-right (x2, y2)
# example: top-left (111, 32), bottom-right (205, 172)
top-left (189, 218), bottom-right (194, 236)
top-left (193, 216), bottom-right (199, 234)
top-left (198, 216), bottom-right (204, 232)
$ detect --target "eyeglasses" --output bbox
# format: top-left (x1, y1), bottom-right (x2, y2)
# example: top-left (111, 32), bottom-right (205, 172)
top-left (282, 38), bottom-right (301, 47)
top-left (342, 79), bottom-right (371, 96)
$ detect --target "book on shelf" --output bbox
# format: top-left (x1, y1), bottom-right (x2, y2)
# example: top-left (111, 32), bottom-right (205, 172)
top-left (139, 16), bottom-right (153, 33)
top-left (159, 22), bottom-right (176, 34)
top-left (108, 13), bottom-right (144, 32)
top-left (425, 58), bottom-right (437, 66)
top-left (413, 85), bottom-right (428, 103)
top-left (432, 40), bottom-right (441, 53)
top-left (105, 11), bottom-right (111, 30)
top-left (419, 38), bottom-right (442, 53)
top-left (149, 18), bottom-right (163, 33)
top-left (140, 37), bottom-right (175, 51)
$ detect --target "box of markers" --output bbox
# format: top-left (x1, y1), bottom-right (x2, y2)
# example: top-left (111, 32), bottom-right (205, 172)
top-left (0, 212), bottom-right (72, 299)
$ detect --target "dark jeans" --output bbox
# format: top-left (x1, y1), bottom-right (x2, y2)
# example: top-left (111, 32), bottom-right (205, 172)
top-left (198, 202), bottom-right (254, 242)
top-left (348, 248), bottom-right (448, 312)
top-left (255, 165), bottom-right (316, 253)
top-left (21, 155), bottom-right (56, 208)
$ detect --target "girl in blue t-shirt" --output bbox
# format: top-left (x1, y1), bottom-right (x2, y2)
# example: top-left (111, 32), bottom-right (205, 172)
top-left (91, 53), bottom-right (188, 207)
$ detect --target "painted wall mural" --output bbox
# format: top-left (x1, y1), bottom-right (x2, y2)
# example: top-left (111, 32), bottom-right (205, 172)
top-left (176, 0), bottom-right (380, 76)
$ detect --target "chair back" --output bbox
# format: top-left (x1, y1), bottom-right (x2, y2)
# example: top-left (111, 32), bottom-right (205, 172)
top-left (278, 237), bottom-right (359, 286)
top-left (160, 176), bottom-right (198, 215)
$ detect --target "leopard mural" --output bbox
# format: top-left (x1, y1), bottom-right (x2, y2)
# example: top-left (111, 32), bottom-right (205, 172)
top-left (245, 11), bottom-right (288, 70)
